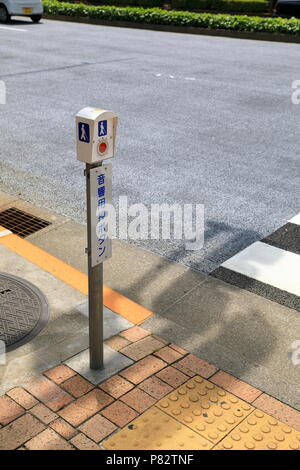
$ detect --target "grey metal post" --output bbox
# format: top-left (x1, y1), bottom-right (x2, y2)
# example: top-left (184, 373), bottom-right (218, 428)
top-left (86, 162), bottom-right (104, 370)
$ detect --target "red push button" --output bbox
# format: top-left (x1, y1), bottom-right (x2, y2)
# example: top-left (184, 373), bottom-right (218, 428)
top-left (98, 142), bottom-right (107, 154)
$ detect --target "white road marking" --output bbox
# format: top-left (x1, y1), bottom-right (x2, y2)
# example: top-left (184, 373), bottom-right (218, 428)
top-left (155, 73), bottom-right (196, 81)
top-left (0, 26), bottom-right (27, 32)
top-left (221, 241), bottom-right (300, 296)
top-left (0, 230), bottom-right (12, 237)
top-left (289, 213), bottom-right (300, 226)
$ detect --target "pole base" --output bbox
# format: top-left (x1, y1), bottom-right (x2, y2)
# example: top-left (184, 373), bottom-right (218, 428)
top-left (64, 344), bottom-right (133, 385)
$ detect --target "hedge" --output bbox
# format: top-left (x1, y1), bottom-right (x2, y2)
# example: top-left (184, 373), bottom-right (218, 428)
top-left (90, 0), bottom-right (267, 13)
top-left (172, 0), bottom-right (267, 12)
top-left (43, 1), bottom-right (300, 35)
top-left (94, 0), bottom-right (162, 7)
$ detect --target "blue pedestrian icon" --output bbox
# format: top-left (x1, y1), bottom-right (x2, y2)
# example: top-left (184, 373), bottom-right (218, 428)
top-left (98, 120), bottom-right (107, 137)
top-left (78, 122), bottom-right (90, 143)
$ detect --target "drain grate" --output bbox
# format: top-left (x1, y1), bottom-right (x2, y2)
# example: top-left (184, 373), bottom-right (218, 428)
top-left (0, 207), bottom-right (50, 238)
top-left (0, 273), bottom-right (50, 352)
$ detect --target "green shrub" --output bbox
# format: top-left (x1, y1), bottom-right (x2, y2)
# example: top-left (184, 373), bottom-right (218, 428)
top-left (43, 1), bottom-right (300, 35)
top-left (211, 0), bottom-right (267, 12)
top-left (94, 0), bottom-right (162, 6)
top-left (174, 0), bottom-right (211, 10)
top-left (172, 0), bottom-right (267, 12)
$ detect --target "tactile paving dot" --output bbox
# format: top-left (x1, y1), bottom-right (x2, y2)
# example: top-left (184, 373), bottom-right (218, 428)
top-left (156, 376), bottom-right (254, 443)
top-left (103, 407), bottom-right (213, 450)
top-left (215, 410), bottom-right (300, 450)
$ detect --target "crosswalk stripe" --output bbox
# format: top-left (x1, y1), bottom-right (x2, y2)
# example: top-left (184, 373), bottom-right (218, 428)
top-left (211, 266), bottom-right (300, 311)
top-left (289, 213), bottom-right (300, 226)
top-left (263, 223), bottom-right (300, 256)
top-left (221, 241), bottom-right (300, 297)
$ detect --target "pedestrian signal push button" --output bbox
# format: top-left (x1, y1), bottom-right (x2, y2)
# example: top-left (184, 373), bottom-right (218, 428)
top-left (98, 141), bottom-right (108, 155)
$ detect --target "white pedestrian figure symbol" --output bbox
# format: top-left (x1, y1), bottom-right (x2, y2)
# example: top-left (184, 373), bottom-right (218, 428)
top-left (99, 121), bottom-right (105, 136)
top-left (81, 124), bottom-right (87, 141)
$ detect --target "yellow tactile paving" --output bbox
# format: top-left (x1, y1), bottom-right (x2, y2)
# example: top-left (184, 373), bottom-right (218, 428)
top-left (103, 407), bottom-right (213, 450)
top-left (156, 376), bottom-right (254, 443)
top-left (215, 409), bottom-right (300, 450)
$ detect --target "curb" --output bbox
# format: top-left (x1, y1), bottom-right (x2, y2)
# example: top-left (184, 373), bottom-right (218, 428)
top-left (43, 13), bottom-right (300, 44)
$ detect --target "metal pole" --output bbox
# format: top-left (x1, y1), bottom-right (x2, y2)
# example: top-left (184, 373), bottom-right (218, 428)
top-left (86, 162), bottom-right (104, 370)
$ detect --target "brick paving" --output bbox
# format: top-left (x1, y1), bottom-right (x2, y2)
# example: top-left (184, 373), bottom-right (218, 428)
top-left (156, 365), bottom-right (190, 388)
top-left (98, 375), bottom-right (134, 398)
top-left (50, 418), bottom-right (78, 440)
top-left (0, 396), bottom-right (25, 425)
top-left (0, 328), bottom-right (300, 450)
top-left (101, 401), bottom-right (138, 427)
top-left (153, 345), bottom-right (184, 364)
top-left (30, 403), bottom-right (57, 424)
top-left (120, 388), bottom-right (156, 413)
top-left (58, 389), bottom-right (113, 427)
top-left (61, 375), bottom-right (94, 398)
top-left (210, 371), bottom-right (262, 403)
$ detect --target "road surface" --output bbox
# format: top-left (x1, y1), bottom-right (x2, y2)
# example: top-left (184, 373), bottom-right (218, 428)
top-left (1, 18), bottom-right (300, 272)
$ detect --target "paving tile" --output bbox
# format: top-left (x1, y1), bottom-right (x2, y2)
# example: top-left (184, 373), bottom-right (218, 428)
top-left (120, 356), bottom-right (167, 384)
top-left (210, 371), bottom-right (262, 403)
top-left (169, 344), bottom-right (189, 355)
top-left (120, 336), bottom-right (165, 361)
top-left (157, 376), bottom-right (254, 444)
top-left (175, 354), bottom-right (218, 378)
top-left (151, 335), bottom-right (169, 346)
top-left (25, 377), bottom-right (73, 411)
top-left (253, 394), bottom-right (300, 432)
top-left (99, 375), bottom-right (134, 399)
top-left (0, 414), bottom-right (45, 450)
top-left (120, 326), bottom-right (150, 342)
top-left (50, 418), bottom-right (78, 440)
top-left (0, 395), bottom-right (24, 425)
top-left (101, 401), bottom-right (138, 427)
top-left (156, 366), bottom-right (189, 388)
top-left (138, 377), bottom-right (173, 400)
top-left (79, 414), bottom-right (117, 442)
top-left (105, 335), bottom-right (131, 351)
top-left (172, 362), bottom-right (196, 377)
top-left (154, 346), bottom-right (183, 364)
top-left (61, 375), bottom-right (94, 398)
top-left (44, 365), bottom-right (77, 384)
top-left (58, 389), bottom-right (113, 427)
top-left (71, 433), bottom-right (100, 450)
top-left (104, 407), bottom-right (213, 450)
top-left (25, 429), bottom-right (73, 450)
top-left (121, 388), bottom-right (156, 413)
top-left (30, 403), bottom-right (58, 424)
top-left (64, 345), bottom-right (133, 385)
top-left (6, 388), bottom-right (38, 410)
top-left (215, 410), bottom-right (300, 450)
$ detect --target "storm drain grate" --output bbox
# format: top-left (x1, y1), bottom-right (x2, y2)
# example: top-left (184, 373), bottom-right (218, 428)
top-left (0, 207), bottom-right (50, 238)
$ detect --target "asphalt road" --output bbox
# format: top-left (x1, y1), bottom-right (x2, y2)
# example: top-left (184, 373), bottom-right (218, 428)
top-left (1, 18), bottom-right (300, 273)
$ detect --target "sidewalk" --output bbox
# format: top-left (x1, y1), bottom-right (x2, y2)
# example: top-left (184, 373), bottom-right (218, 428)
top-left (0, 191), bottom-right (299, 450)
top-left (1, 327), bottom-right (300, 450)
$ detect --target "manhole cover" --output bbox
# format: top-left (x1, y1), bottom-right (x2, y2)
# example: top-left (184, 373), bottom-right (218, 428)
top-left (0, 273), bottom-right (50, 352)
